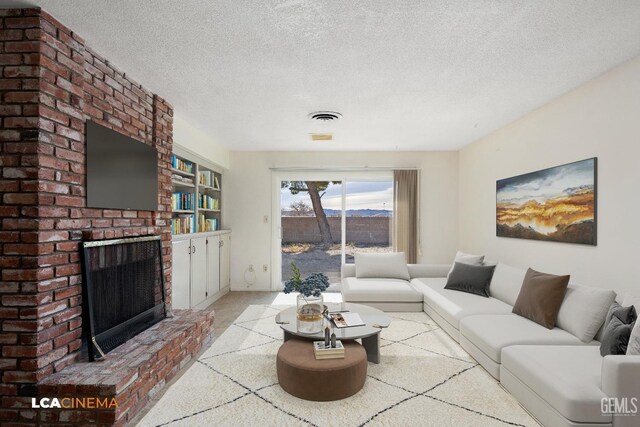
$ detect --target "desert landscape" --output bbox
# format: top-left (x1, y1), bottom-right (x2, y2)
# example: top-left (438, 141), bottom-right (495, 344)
top-left (496, 159), bottom-right (596, 245)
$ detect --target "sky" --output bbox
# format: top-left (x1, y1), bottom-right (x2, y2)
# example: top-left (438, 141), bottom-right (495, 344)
top-left (496, 158), bottom-right (595, 205)
top-left (281, 181), bottom-right (393, 211)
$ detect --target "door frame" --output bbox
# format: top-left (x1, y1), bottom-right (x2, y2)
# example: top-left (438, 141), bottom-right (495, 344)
top-left (271, 171), bottom-right (393, 291)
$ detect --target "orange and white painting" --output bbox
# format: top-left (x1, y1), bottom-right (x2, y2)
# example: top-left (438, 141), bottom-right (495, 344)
top-left (496, 158), bottom-right (596, 245)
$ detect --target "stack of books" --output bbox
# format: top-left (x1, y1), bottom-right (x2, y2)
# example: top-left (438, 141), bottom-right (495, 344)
top-left (313, 340), bottom-right (345, 360)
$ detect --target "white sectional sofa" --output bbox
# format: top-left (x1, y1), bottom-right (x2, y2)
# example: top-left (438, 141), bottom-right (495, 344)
top-left (340, 261), bottom-right (640, 427)
top-left (341, 263), bottom-right (449, 312)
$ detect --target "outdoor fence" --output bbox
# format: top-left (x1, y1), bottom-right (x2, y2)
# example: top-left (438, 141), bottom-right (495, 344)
top-left (282, 216), bottom-right (390, 245)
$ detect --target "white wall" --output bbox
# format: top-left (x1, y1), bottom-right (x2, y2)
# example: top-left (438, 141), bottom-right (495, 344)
top-left (227, 151), bottom-right (459, 290)
top-left (173, 114), bottom-right (230, 169)
top-left (459, 56), bottom-right (640, 296)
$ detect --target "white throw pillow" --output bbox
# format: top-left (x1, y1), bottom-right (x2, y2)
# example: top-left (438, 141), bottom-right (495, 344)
top-left (627, 319), bottom-right (640, 355)
top-left (556, 284), bottom-right (616, 343)
top-left (489, 263), bottom-right (527, 306)
top-left (447, 251), bottom-right (484, 277)
top-left (354, 252), bottom-right (410, 281)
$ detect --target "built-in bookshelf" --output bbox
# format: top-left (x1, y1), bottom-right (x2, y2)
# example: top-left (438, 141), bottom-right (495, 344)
top-left (171, 152), bottom-right (223, 235)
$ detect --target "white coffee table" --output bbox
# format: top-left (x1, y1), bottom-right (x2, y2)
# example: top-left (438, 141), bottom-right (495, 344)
top-left (275, 302), bottom-right (391, 364)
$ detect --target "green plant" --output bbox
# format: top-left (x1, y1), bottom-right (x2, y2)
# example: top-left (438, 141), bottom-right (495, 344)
top-left (283, 262), bottom-right (329, 297)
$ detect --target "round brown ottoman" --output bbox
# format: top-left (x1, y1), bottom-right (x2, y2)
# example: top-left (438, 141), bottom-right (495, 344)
top-left (276, 339), bottom-right (367, 401)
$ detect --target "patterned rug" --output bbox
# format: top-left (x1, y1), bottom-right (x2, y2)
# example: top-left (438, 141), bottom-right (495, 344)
top-left (138, 305), bottom-right (539, 427)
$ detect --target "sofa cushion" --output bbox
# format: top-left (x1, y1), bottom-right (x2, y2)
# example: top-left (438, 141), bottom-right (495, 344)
top-left (556, 284), bottom-right (616, 342)
top-left (501, 345), bottom-right (610, 424)
top-left (489, 262), bottom-right (526, 306)
top-left (447, 250), bottom-right (484, 277)
top-left (459, 314), bottom-right (591, 364)
top-left (411, 278), bottom-right (512, 330)
top-left (512, 268), bottom-right (569, 329)
top-left (354, 252), bottom-right (410, 280)
top-left (444, 262), bottom-right (496, 297)
top-left (341, 277), bottom-right (422, 303)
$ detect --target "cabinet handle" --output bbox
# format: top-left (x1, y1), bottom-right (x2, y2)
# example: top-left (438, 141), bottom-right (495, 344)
top-left (192, 245), bottom-right (196, 254)
top-left (188, 246), bottom-right (191, 254)
top-left (219, 240), bottom-right (224, 247)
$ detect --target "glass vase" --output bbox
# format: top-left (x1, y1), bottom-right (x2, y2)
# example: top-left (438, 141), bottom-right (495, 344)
top-left (296, 293), bottom-right (324, 334)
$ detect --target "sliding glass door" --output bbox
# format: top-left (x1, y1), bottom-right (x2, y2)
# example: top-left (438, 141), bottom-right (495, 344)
top-left (273, 172), bottom-right (393, 289)
top-left (344, 181), bottom-right (393, 263)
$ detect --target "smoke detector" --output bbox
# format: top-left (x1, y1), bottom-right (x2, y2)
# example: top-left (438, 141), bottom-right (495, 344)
top-left (308, 111), bottom-right (342, 121)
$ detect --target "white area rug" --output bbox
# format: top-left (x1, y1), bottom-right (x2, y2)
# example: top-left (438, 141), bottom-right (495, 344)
top-left (138, 305), bottom-right (539, 427)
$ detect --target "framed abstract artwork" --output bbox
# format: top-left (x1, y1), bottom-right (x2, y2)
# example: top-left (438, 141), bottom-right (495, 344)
top-left (496, 158), bottom-right (597, 245)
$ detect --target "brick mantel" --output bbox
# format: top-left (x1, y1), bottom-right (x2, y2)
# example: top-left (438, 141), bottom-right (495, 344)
top-left (0, 8), bottom-right (173, 423)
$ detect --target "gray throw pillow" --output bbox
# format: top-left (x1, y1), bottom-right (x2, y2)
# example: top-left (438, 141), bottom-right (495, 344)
top-left (627, 319), bottom-right (640, 355)
top-left (603, 302), bottom-right (636, 331)
top-left (600, 303), bottom-right (636, 356)
top-left (444, 262), bottom-right (496, 298)
top-left (447, 251), bottom-right (485, 277)
top-left (601, 318), bottom-right (636, 356)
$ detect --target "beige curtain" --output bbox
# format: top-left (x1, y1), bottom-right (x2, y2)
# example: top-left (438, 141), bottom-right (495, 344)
top-left (393, 170), bottom-right (419, 263)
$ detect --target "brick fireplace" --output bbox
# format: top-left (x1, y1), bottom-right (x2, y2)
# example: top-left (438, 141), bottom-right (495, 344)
top-left (0, 8), bottom-right (214, 425)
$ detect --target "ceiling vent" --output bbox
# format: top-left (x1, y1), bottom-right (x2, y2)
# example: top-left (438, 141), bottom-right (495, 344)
top-left (308, 111), bottom-right (342, 121)
top-left (310, 133), bottom-right (333, 141)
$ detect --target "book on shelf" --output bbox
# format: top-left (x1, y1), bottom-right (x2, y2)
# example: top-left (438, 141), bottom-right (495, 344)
top-left (330, 312), bottom-right (365, 328)
top-left (171, 155), bottom-right (193, 174)
top-left (171, 215), bottom-right (194, 234)
top-left (213, 175), bottom-right (220, 190)
top-left (198, 170), bottom-right (214, 187)
top-left (172, 192), bottom-right (195, 211)
top-left (313, 340), bottom-right (345, 359)
top-left (198, 215), bottom-right (219, 233)
top-left (198, 194), bottom-right (219, 210)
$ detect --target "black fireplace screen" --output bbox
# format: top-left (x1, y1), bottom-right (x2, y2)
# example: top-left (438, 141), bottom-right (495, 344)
top-left (81, 235), bottom-right (166, 361)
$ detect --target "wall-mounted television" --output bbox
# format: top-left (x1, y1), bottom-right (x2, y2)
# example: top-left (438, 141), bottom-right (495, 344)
top-left (86, 121), bottom-right (158, 211)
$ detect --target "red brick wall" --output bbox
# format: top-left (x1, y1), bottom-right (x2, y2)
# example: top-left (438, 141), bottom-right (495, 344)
top-left (0, 8), bottom-right (173, 422)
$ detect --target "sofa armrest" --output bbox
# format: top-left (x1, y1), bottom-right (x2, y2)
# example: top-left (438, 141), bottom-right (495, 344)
top-left (341, 264), bottom-right (356, 279)
top-left (408, 264), bottom-right (450, 279)
top-left (601, 354), bottom-right (640, 401)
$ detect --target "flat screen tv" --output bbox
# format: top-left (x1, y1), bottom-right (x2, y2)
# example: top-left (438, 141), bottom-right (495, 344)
top-left (86, 121), bottom-right (158, 211)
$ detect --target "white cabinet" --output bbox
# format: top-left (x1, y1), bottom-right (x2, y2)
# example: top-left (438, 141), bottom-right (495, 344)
top-left (206, 235), bottom-right (220, 297)
top-left (171, 231), bottom-right (231, 309)
top-left (171, 239), bottom-right (191, 309)
top-left (190, 237), bottom-right (207, 307)
top-left (220, 233), bottom-right (230, 289)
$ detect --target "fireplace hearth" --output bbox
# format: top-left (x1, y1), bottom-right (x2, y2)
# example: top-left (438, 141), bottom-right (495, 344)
top-left (81, 236), bottom-right (167, 361)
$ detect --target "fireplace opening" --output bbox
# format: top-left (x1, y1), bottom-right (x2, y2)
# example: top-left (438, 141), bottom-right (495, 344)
top-left (81, 235), bottom-right (167, 361)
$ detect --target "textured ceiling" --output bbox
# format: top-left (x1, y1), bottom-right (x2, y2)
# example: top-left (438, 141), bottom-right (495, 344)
top-left (6, 1), bottom-right (640, 151)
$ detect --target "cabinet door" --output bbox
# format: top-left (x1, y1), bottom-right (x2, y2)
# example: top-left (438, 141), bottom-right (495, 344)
top-left (220, 233), bottom-right (231, 289)
top-left (190, 237), bottom-right (207, 307)
top-left (171, 240), bottom-right (191, 309)
top-left (206, 235), bottom-right (220, 297)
